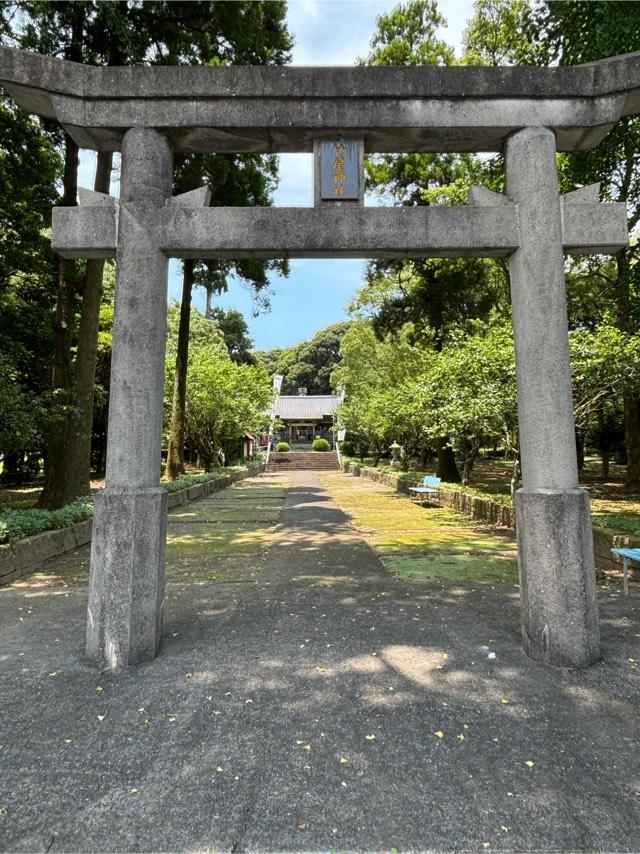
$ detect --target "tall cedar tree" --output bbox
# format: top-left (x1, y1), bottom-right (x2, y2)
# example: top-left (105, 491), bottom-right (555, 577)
top-left (5, 1), bottom-right (291, 502)
top-left (166, 4), bottom-right (291, 479)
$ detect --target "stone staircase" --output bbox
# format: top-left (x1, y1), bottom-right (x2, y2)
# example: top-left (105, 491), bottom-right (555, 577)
top-left (267, 450), bottom-right (341, 472)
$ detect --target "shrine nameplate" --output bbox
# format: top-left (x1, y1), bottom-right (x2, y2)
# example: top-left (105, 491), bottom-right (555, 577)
top-left (319, 140), bottom-right (360, 200)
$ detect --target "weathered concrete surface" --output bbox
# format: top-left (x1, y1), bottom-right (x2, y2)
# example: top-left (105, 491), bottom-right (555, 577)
top-left (160, 205), bottom-right (521, 259)
top-left (51, 201), bottom-right (627, 261)
top-left (4, 45), bottom-right (640, 153)
top-left (86, 488), bottom-right (167, 667)
top-left (0, 471), bottom-right (639, 852)
top-left (86, 128), bottom-right (173, 670)
top-left (52, 206), bottom-right (116, 259)
top-left (515, 488), bottom-right (600, 667)
top-left (506, 126), bottom-right (580, 491)
top-left (506, 126), bottom-right (601, 667)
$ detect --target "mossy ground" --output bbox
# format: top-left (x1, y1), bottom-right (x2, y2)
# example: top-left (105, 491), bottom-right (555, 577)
top-left (11, 472), bottom-right (522, 589)
top-left (318, 472), bottom-right (518, 583)
top-left (384, 553), bottom-right (519, 582)
top-left (164, 479), bottom-right (287, 579)
top-left (12, 477), bottom-right (287, 588)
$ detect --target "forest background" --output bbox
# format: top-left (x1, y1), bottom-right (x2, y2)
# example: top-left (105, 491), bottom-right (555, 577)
top-left (0, 0), bottom-right (639, 518)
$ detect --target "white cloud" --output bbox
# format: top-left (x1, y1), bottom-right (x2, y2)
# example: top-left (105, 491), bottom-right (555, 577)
top-left (286, 0), bottom-right (474, 67)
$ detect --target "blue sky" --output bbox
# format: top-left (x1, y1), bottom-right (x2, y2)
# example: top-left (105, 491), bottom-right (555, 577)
top-left (78, 0), bottom-right (475, 351)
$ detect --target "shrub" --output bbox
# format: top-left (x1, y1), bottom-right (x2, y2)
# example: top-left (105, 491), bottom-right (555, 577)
top-left (162, 463), bottom-right (260, 492)
top-left (312, 438), bottom-right (330, 452)
top-left (0, 497), bottom-right (93, 545)
top-left (276, 442), bottom-right (290, 452)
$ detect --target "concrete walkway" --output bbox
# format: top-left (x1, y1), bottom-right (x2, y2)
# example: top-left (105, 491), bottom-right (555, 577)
top-left (0, 471), bottom-right (639, 852)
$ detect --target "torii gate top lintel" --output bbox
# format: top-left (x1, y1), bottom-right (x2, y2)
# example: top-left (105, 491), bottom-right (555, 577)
top-left (2, 44), bottom-right (640, 153)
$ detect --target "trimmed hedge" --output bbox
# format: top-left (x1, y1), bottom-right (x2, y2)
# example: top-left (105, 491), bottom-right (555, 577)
top-left (162, 464), bottom-right (251, 493)
top-left (312, 438), bottom-right (330, 452)
top-left (275, 442), bottom-right (290, 452)
top-left (0, 497), bottom-right (93, 546)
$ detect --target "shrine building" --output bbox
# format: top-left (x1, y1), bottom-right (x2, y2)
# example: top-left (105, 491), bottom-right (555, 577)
top-left (272, 390), bottom-right (343, 448)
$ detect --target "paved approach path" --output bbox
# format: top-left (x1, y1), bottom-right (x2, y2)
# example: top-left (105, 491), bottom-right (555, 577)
top-left (1, 471), bottom-right (639, 853)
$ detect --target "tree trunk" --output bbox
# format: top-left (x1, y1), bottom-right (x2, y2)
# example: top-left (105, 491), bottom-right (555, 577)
top-left (0, 452), bottom-right (24, 486)
top-left (461, 438), bottom-right (480, 486)
top-left (436, 437), bottom-right (461, 482)
top-left (94, 434), bottom-right (107, 478)
top-left (60, 151), bottom-right (114, 503)
top-left (167, 260), bottom-right (195, 479)
top-left (37, 133), bottom-right (80, 509)
top-left (624, 394), bottom-right (640, 487)
top-left (575, 429), bottom-right (585, 472)
top-left (601, 449), bottom-right (610, 481)
top-left (614, 249), bottom-right (640, 488)
top-left (204, 286), bottom-right (213, 319)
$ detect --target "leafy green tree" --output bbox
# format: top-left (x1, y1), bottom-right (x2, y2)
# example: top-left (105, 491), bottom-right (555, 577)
top-left (463, 0), bottom-right (640, 486)
top-left (0, 354), bottom-right (47, 485)
top-left (184, 344), bottom-right (273, 470)
top-left (165, 2), bottom-right (292, 479)
top-left (6, 1), bottom-right (123, 507)
top-left (427, 317), bottom-right (518, 486)
top-left (333, 320), bottom-right (434, 468)
top-left (254, 347), bottom-right (284, 378)
top-left (358, 0), bottom-right (511, 480)
top-left (260, 323), bottom-right (351, 397)
top-left (3, 1), bottom-right (292, 491)
top-left (360, 0), bottom-right (454, 66)
top-left (165, 301), bottom-right (228, 416)
top-left (0, 94), bottom-right (61, 482)
top-left (462, 0), bottom-right (537, 66)
top-left (208, 307), bottom-right (255, 365)
top-left (537, 1), bottom-right (640, 487)
top-left (570, 323), bottom-right (640, 476)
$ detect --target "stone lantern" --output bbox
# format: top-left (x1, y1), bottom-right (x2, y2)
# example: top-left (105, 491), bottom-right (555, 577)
top-left (389, 441), bottom-right (403, 469)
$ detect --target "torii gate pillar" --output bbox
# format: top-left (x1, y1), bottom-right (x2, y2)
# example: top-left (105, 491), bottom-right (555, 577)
top-left (86, 128), bottom-right (173, 668)
top-left (506, 126), bottom-right (600, 667)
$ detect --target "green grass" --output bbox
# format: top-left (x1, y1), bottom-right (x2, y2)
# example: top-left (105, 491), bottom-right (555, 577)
top-left (344, 455), bottom-right (640, 538)
top-left (383, 553), bottom-right (519, 583)
top-left (318, 472), bottom-right (518, 583)
top-left (591, 513), bottom-right (640, 535)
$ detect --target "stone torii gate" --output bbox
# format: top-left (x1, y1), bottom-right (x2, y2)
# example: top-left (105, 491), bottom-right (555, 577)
top-left (1, 47), bottom-right (637, 672)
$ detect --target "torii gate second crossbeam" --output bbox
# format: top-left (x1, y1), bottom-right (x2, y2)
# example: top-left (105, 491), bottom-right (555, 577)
top-left (1, 45), bottom-right (637, 671)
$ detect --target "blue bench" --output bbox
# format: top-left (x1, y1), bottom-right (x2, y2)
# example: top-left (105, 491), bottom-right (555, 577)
top-left (408, 476), bottom-right (441, 506)
top-left (610, 547), bottom-right (640, 596)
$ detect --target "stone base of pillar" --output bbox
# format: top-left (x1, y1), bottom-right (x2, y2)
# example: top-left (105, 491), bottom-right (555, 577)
top-left (515, 487), bottom-right (600, 668)
top-left (86, 487), bottom-right (167, 669)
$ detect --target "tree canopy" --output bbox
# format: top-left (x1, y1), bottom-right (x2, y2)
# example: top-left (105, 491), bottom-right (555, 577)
top-left (256, 322), bottom-right (352, 395)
